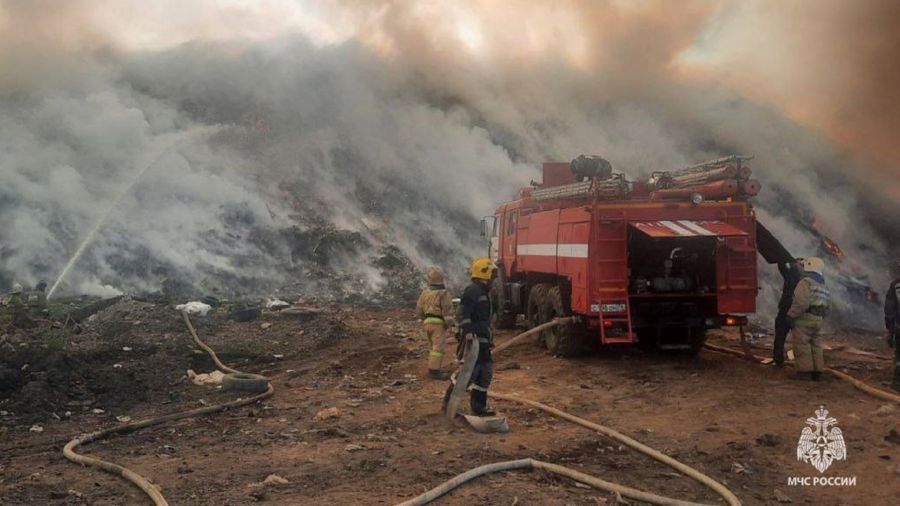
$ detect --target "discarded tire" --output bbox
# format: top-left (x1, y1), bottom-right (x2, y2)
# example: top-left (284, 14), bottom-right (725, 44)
top-left (232, 306), bottom-right (262, 322)
top-left (222, 373), bottom-right (269, 393)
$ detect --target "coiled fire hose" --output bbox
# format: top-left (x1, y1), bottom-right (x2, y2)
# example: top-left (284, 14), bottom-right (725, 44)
top-left (62, 312), bottom-right (273, 506)
top-left (410, 318), bottom-right (741, 506)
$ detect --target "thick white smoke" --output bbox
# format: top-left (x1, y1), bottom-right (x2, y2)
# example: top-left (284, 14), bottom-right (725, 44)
top-left (0, 1), bottom-right (895, 327)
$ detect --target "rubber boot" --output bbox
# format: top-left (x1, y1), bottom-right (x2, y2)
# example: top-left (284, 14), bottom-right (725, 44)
top-left (773, 336), bottom-right (785, 367)
top-left (470, 390), bottom-right (495, 417)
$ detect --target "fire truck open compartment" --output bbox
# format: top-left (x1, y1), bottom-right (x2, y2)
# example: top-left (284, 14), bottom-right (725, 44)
top-left (626, 228), bottom-right (719, 350)
top-left (626, 229), bottom-right (718, 296)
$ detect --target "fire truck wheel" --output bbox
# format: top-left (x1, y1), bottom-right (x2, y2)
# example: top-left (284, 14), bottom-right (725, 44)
top-left (686, 327), bottom-right (708, 356)
top-left (526, 284), bottom-right (549, 348)
top-left (543, 286), bottom-right (582, 357)
top-left (490, 282), bottom-right (517, 329)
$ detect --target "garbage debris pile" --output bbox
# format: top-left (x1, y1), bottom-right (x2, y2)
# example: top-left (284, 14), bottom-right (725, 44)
top-left (0, 296), bottom-right (347, 424)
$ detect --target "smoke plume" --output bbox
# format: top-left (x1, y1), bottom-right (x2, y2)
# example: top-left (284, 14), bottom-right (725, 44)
top-left (1, 0), bottom-right (896, 326)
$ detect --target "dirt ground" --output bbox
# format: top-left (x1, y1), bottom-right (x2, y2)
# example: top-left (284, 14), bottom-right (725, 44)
top-left (1, 301), bottom-right (898, 505)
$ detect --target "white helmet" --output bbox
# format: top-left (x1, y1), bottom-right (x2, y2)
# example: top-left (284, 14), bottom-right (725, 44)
top-left (11, 283), bottom-right (23, 294)
top-left (801, 257), bottom-right (825, 276)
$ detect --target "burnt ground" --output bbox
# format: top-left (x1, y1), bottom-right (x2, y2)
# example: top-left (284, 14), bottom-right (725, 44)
top-left (1, 301), bottom-right (898, 505)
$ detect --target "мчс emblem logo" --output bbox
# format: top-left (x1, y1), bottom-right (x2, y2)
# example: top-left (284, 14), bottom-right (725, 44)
top-left (796, 406), bottom-right (847, 473)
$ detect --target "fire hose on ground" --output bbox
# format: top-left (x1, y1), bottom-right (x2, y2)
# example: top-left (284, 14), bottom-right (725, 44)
top-left (62, 312), bottom-right (274, 506)
top-left (703, 343), bottom-right (900, 404)
top-left (426, 318), bottom-right (741, 506)
top-left (64, 313), bottom-right (893, 505)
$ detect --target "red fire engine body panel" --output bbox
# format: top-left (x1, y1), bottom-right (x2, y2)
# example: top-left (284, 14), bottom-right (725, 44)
top-left (494, 200), bottom-right (757, 317)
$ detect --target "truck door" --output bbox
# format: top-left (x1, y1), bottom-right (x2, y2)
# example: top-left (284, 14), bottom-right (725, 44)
top-left (489, 213), bottom-right (501, 263)
top-left (502, 209), bottom-right (519, 271)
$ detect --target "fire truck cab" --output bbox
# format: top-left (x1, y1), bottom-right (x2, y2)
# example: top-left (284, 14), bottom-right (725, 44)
top-left (487, 156), bottom-right (759, 355)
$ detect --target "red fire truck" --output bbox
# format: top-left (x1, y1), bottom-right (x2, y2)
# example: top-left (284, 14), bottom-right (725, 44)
top-left (486, 155), bottom-right (761, 355)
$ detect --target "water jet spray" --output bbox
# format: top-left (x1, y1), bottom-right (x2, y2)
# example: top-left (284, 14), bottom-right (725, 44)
top-left (47, 126), bottom-right (221, 299)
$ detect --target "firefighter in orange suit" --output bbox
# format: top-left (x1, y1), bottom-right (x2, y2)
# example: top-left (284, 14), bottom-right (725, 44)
top-left (416, 267), bottom-right (455, 379)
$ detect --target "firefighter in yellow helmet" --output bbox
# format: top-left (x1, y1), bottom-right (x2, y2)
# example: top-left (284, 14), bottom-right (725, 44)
top-left (787, 257), bottom-right (831, 380)
top-left (416, 267), bottom-right (455, 379)
top-left (442, 257), bottom-right (497, 416)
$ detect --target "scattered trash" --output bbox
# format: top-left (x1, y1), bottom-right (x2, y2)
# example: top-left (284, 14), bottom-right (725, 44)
top-left (266, 299), bottom-right (291, 311)
top-left (116, 415), bottom-right (132, 423)
top-left (188, 369), bottom-right (226, 386)
top-left (176, 301), bottom-right (212, 316)
top-left (113, 363), bottom-right (123, 369)
top-left (29, 425), bottom-right (44, 433)
top-left (345, 443), bottom-right (365, 452)
top-left (200, 295), bottom-right (221, 308)
top-left (730, 462), bottom-right (752, 474)
top-left (232, 306), bottom-right (262, 322)
top-left (773, 488), bottom-right (791, 503)
top-left (92, 408), bottom-right (105, 415)
top-left (315, 407), bottom-right (340, 421)
top-left (260, 322), bottom-right (273, 330)
top-left (886, 429), bottom-right (900, 445)
top-left (874, 404), bottom-right (896, 416)
top-left (263, 474), bottom-right (290, 485)
top-left (756, 433), bottom-right (782, 447)
top-left (273, 354), bottom-right (284, 359)
top-left (122, 346), bottom-right (132, 352)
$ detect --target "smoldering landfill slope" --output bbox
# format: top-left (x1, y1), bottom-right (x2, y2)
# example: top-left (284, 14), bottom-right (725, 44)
top-left (0, 34), bottom-right (894, 324)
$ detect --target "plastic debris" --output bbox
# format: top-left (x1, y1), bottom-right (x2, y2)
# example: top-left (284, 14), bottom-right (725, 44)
top-left (266, 298), bottom-right (291, 311)
top-left (187, 369), bottom-right (225, 386)
top-left (176, 301), bottom-right (212, 316)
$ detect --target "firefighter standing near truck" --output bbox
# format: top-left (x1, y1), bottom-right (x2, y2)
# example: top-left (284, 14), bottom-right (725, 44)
top-left (774, 258), bottom-right (803, 366)
top-left (787, 257), bottom-right (831, 381)
top-left (883, 261), bottom-right (900, 391)
top-left (416, 267), bottom-right (455, 380)
top-left (442, 258), bottom-right (496, 417)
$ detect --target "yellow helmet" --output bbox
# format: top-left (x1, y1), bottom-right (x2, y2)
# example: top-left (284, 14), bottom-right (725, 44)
top-left (470, 257), bottom-right (495, 280)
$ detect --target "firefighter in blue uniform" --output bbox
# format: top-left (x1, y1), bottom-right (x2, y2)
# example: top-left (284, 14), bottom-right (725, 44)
top-left (442, 257), bottom-right (496, 416)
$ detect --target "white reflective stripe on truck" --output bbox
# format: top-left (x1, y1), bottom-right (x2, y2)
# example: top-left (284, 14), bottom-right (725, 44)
top-left (659, 220), bottom-right (694, 236)
top-left (517, 243), bottom-right (588, 258)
